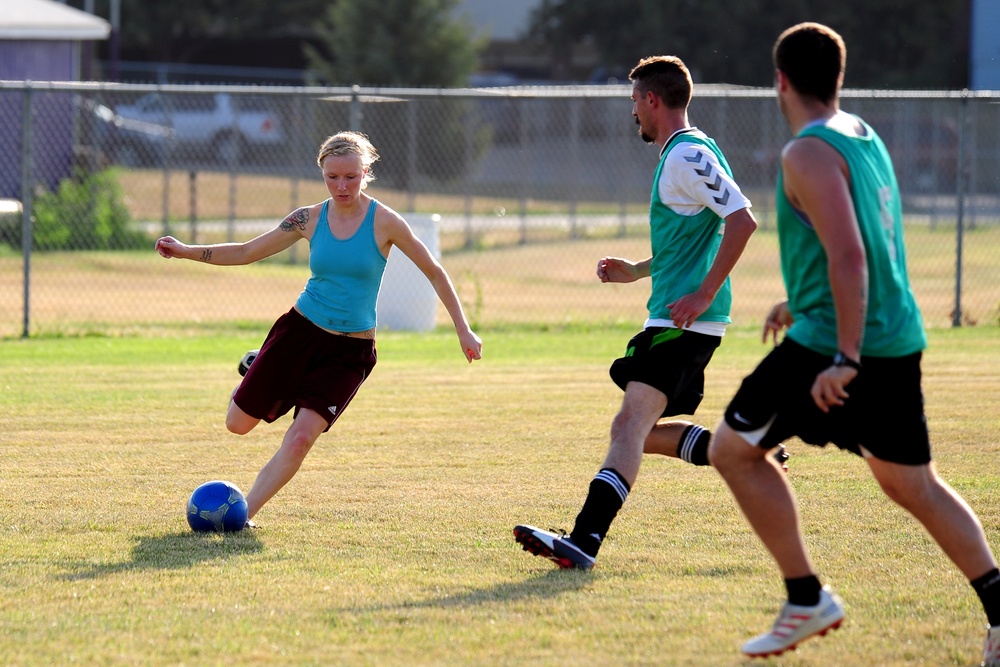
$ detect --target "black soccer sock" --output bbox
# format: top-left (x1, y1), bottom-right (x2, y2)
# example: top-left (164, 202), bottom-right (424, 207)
top-left (569, 468), bottom-right (631, 558)
top-left (785, 575), bottom-right (822, 607)
top-left (678, 424), bottom-right (711, 466)
top-left (972, 568), bottom-right (1000, 627)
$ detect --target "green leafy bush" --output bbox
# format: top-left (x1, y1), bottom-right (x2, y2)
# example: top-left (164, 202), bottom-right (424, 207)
top-left (25, 169), bottom-right (145, 251)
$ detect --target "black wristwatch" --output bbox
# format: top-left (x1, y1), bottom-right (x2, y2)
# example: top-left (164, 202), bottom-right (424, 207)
top-left (832, 351), bottom-right (862, 372)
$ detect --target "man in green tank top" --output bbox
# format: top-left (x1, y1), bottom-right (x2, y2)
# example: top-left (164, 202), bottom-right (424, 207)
top-left (514, 54), bottom-right (772, 571)
top-left (707, 23), bottom-right (1000, 665)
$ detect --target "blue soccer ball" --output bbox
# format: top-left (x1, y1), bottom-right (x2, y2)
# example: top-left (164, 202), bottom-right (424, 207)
top-left (186, 480), bottom-right (249, 532)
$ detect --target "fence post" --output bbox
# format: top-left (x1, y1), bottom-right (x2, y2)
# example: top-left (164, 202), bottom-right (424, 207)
top-left (518, 98), bottom-right (529, 245)
top-left (615, 98), bottom-right (628, 237)
top-left (568, 98), bottom-right (580, 238)
top-left (406, 98), bottom-right (417, 213)
top-left (160, 85), bottom-right (171, 236)
top-left (227, 93), bottom-right (239, 242)
top-left (349, 85), bottom-right (362, 131)
top-left (952, 91), bottom-right (969, 328)
top-left (20, 85), bottom-right (35, 339)
top-left (161, 167), bottom-right (171, 237)
top-left (463, 101), bottom-right (474, 249)
top-left (227, 171), bottom-right (237, 242)
top-left (188, 170), bottom-right (197, 243)
top-left (289, 173), bottom-right (299, 265)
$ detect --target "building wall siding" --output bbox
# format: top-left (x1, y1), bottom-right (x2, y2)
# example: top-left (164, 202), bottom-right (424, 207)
top-left (0, 40), bottom-right (77, 198)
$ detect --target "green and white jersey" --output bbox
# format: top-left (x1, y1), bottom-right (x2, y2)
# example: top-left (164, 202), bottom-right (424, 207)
top-left (777, 112), bottom-right (927, 357)
top-left (646, 128), bottom-right (751, 335)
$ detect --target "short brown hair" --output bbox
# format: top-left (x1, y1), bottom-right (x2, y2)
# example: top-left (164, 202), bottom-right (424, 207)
top-left (628, 56), bottom-right (693, 109)
top-left (773, 22), bottom-right (846, 104)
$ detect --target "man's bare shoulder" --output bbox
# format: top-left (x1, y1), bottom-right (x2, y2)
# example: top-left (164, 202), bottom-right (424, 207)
top-left (781, 136), bottom-right (843, 174)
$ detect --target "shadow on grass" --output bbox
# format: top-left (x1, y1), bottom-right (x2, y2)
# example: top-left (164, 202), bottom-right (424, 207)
top-left (330, 568), bottom-right (591, 616)
top-left (57, 530), bottom-right (263, 580)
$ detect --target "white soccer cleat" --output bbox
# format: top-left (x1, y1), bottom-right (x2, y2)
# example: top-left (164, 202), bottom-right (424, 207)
top-left (741, 586), bottom-right (845, 658)
top-left (984, 624), bottom-right (1000, 667)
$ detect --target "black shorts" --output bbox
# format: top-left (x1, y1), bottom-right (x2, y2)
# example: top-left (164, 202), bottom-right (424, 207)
top-left (233, 308), bottom-right (377, 431)
top-left (723, 338), bottom-right (931, 465)
top-left (609, 327), bottom-right (721, 418)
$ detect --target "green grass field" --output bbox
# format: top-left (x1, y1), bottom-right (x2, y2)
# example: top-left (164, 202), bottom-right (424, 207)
top-left (1, 326), bottom-right (998, 666)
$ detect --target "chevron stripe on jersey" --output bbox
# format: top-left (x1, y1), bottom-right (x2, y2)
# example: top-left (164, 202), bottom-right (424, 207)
top-left (684, 150), bottom-right (731, 206)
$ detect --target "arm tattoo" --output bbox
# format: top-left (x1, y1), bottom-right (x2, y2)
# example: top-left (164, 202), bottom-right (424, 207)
top-left (280, 207), bottom-right (309, 232)
top-left (200, 248), bottom-right (213, 262)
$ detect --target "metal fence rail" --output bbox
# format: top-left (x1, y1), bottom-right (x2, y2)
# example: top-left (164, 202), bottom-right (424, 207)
top-left (1, 81), bottom-right (998, 337)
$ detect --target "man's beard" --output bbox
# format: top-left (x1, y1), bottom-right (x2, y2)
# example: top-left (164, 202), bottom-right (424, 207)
top-left (636, 117), bottom-right (654, 144)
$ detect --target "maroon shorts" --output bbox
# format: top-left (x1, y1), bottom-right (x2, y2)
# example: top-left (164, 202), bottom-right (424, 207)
top-left (233, 308), bottom-right (377, 430)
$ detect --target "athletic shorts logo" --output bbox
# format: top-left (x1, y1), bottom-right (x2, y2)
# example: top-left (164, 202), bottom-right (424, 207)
top-left (732, 412), bottom-right (752, 426)
top-left (651, 328), bottom-right (684, 347)
top-left (328, 405), bottom-right (338, 416)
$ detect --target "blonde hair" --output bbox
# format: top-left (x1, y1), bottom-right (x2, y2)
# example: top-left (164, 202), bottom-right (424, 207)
top-left (316, 131), bottom-right (379, 187)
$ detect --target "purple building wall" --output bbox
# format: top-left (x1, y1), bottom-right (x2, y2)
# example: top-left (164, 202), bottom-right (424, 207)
top-left (0, 40), bottom-right (77, 199)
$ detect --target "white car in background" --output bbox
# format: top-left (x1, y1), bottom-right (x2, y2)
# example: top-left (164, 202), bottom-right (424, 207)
top-left (115, 92), bottom-right (284, 165)
top-left (78, 97), bottom-right (175, 167)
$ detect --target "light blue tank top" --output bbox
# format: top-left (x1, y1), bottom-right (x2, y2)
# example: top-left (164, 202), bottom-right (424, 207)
top-left (294, 198), bottom-right (387, 332)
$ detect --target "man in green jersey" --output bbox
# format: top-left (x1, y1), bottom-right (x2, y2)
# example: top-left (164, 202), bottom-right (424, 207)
top-left (708, 23), bottom-right (1000, 664)
top-left (514, 55), bottom-right (777, 570)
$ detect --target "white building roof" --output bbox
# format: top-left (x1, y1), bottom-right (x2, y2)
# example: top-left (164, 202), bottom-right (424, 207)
top-left (0, 0), bottom-right (110, 40)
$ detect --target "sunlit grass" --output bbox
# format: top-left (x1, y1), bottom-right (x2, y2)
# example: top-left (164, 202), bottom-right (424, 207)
top-left (0, 327), bottom-right (997, 665)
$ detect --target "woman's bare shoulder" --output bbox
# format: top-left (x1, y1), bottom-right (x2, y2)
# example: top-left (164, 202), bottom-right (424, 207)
top-left (280, 200), bottom-right (327, 232)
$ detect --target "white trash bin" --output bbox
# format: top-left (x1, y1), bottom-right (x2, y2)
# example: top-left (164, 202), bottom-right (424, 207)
top-left (376, 214), bottom-right (440, 332)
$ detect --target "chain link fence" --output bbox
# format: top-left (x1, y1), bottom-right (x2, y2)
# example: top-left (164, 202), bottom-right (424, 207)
top-left (1, 81), bottom-right (999, 337)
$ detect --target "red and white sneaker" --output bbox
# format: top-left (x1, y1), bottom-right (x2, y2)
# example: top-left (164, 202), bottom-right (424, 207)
top-left (742, 586), bottom-right (845, 658)
top-left (984, 624), bottom-right (1000, 667)
top-left (513, 525), bottom-right (595, 570)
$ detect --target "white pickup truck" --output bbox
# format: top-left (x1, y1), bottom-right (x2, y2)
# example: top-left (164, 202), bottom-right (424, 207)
top-left (115, 92), bottom-right (284, 165)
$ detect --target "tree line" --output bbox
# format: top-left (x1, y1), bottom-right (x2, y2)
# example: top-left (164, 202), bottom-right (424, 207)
top-left (71, 0), bottom-right (970, 89)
